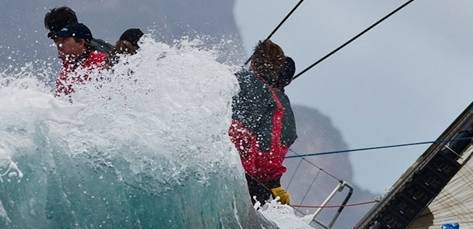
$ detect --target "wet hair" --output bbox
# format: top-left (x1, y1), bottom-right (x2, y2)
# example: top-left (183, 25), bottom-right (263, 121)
top-left (119, 28), bottom-right (144, 48)
top-left (114, 40), bottom-right (138, 55)
top-left (44, 6), bottom-right (78, 32)
top-left (250, 40), bottom-right (285, 85)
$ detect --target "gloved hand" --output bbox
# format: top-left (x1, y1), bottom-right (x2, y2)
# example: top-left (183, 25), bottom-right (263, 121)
top-left (271, 186), bottom-right (291, 205)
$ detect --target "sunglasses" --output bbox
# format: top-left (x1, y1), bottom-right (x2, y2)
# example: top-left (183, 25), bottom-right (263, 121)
top-left (47, 31), bottom-right (58, 39)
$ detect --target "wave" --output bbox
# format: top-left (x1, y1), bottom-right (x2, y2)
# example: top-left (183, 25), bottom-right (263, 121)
top-left (0, 37), bottom-right (277, 229)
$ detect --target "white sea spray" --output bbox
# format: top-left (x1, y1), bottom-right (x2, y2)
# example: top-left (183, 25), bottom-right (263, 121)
top-left (0, 37), bottom-right (277, 229)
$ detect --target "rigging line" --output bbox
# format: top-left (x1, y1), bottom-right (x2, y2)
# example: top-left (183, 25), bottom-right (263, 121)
top-left (244, 172), bottom-right (308, 215)
top-left (245, 173), bottom-right (304, 213)
top-left (286, 158), bottom-right (303, 191)
top-left (244, 0), bottom-right (305, 65)
top-left (245, 172), bottom-right (360, 214)
top-left (285, 137), bottom-right (473, 159)
top-left (289, 149), bottom-right (342, 181)
top-left (299, 169), bottom-right (322, 205)
top-left (265, 0), bottom-right (305, 42)
top-left (287, 140), bottom-right (433, 158)
top-left (293, 0), bottom-right (416, 80)
top-left (291, 200), bottom-right (379, 209)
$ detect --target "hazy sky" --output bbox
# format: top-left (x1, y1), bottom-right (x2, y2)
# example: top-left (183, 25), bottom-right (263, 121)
top-left (235, 0), bottom-right (472, 193)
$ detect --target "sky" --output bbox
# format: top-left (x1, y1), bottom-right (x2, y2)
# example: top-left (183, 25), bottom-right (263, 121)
top-left (235, 0), bottom-right (472, 193)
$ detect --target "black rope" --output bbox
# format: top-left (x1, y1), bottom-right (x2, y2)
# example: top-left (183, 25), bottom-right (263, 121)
top-left (289, 149), bottom-right (343, 181)
top-left (293, 0), bottom-right (416, 80)
top-left (299, 169), bottom-right (321, 205)
top-left (264, 0), bottom-right (305, 42)
top-left (285, 158), bottom-right (303, 191)
top-left (287, 140), bottom-right (433, 159)
top-left (244, 0), bottom-right (305, 65)
top-left (285, 137), bottom-right (473, 159)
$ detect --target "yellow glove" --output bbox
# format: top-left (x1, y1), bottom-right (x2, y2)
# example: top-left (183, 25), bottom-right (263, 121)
top-left (271, 187), bottom-right (291, 205)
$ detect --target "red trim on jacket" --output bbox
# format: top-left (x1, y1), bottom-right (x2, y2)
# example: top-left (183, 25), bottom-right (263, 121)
top-left (56, 51), bottom-right (108, 96)
top-left (229, 86), bottom-right (289, 183)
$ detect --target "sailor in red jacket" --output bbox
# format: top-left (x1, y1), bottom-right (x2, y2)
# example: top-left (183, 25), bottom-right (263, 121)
top-left (50, 23), bottom-right (108, 96)
top-left (230, 40), bottom-right (297, 205)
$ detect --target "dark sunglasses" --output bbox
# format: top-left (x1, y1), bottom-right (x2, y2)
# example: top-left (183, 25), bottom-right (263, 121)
top-left (47, 31), bottom-right (58, 39)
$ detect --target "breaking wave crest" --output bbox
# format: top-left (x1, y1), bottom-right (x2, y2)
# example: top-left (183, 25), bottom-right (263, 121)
top-left (0, 37), bottom-right (277, 229)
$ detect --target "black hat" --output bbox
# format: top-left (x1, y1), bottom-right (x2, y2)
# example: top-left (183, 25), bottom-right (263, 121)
top-left (119, 28), bottom-right (144, 47)
top-left (54, 23), bottom-right (93, 40)
top-left (277, 57), bottom-right (296, 88)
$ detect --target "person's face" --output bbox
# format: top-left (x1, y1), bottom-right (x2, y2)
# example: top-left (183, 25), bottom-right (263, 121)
top-left (54, 37), bottom-right (86, 61)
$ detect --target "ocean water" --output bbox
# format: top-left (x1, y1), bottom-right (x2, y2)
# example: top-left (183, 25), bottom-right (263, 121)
top-left (0, 38), bottom-right (281, 229)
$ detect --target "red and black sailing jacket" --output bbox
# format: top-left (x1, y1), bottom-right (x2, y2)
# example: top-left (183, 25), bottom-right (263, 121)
top-left (56, 50), bottom-right (108, 96)
top-left (229, 70), bottom-right (297, 183)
